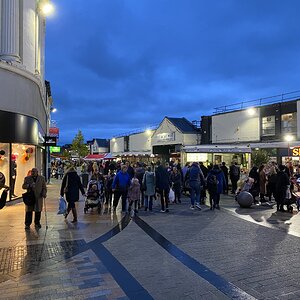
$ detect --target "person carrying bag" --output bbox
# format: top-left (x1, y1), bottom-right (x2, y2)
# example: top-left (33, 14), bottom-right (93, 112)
top-left (22, 168), bottom-right (47, 229)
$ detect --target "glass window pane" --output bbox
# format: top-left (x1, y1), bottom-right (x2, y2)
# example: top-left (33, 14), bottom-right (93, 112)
top-left (262, 115), bottom-right (275, 136)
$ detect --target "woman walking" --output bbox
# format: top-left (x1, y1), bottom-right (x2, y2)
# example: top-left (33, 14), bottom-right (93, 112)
top-left (60, 166), bottom-right (85, 223)
top-left (143, 166), bottom-right (156, 211)
top-left (170, 167), bottom-right (182, 203)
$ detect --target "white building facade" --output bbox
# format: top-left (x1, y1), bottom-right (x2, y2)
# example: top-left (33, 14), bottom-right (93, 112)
top-left (0, 0), bottom-right (51, 200)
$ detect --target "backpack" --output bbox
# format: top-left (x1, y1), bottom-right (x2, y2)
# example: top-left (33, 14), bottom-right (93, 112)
top-left (207, 175), bottom-right (218, 189)
top-left (232, 165), bottom-right (239, 177)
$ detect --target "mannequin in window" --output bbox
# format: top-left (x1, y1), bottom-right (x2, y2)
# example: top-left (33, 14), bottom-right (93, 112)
top-left (11, 158), bottom-right (17, 198)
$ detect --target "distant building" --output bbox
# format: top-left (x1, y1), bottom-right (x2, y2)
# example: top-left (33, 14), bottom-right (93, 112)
top-left (88, 139), bottom-right (110, 154)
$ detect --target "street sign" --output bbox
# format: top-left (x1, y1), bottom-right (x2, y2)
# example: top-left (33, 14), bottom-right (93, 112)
top-left (44, 136), bottom-right (57, 146)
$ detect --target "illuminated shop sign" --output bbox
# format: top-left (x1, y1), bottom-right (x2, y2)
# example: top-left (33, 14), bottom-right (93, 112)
top-left (157, 132), bottom-right (175, 142)
top-left (292, 147), bottom-right (300, 156)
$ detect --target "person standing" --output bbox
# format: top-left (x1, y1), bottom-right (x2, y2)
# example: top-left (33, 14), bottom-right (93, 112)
top-left (207, 165), bottom-right (226, 210)
top-left (60, 166), bottom-right (85, 223)
top-left (220, 162), bottom-right (229, 194)
top-left (229, 162), bottom-right (240, 194)
top-left (143, 166), bottom-right (156, 211)
top-left (112, 165), bottom-right (131, 212)
top-left (22, 168), bottom-right (47, 229)
top-left (275, 164), bottom-right (290, 212)
top-left (187, 162), bottom-right (205, 210)
top-left (170, 167), bottom-right (182, 203)
top-left (259, 164), bottom-right (267, 202)
top-left (135, 163), bottom-right (146, 208)
top-left (127, 176), bottom-right (141, 213)
top-left (155, 161), bottom-right (171, 213)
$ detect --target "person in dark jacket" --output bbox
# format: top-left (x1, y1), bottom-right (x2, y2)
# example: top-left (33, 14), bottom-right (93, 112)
top-left (135, 163), bottom-right (146, 208)
top-left (275, 165), bottom-right (290, 212)
top-left (229, 162), bottom-right (240, 194)
top-left (60, 166), bottom-right (85, 223)
top-left (155, 161), bottom-right (171, 212)
top-left (112, 165), bottom-right (131, 212)
top-left (267, 166), bottom-right (277, 202)
top-left (199, 162), bottom-right (208, 204)
top-left (220, 162), bottom-right (229, 194)
top-left (207, 165), bottom-right (226, 210)
top-left (187, 162), bottom-right (205, 210)
top-left (126, 161), bottom-right (135, 180)
top-left (170, 167), bottom-right (182, 203)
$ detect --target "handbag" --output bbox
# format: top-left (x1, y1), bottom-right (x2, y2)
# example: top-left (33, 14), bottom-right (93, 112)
top-left (0, 189), bottom-right (7, 209)
top-left (22, 189), bottom-right (36, 206)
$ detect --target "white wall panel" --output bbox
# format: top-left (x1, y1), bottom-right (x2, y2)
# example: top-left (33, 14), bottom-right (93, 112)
top-left (110, 137), bottom-right (124, 154)
top-left (129, 131), bottom-right (153, 152)
top-left (212, 108), bottom-right (260, 143)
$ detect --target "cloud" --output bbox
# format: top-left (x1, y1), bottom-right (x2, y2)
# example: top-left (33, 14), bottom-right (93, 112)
top-left (46, 0), bottom-right (300, 144)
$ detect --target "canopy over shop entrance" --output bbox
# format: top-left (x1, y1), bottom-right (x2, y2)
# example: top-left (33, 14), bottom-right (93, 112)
top-left (83, 153), bottom-right (115, 161)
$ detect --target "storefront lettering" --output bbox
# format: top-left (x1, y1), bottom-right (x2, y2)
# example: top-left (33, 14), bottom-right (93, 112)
top-left (292, 147), bottom-right (300, 156)
top-left (157, 132), bottom-right (175, 142)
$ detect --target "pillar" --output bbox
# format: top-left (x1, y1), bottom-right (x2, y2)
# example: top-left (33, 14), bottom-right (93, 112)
top-left (0, 0), bottom-right (20, 62)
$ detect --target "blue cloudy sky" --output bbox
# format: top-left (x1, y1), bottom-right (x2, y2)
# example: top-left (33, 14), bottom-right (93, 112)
top-left (45, 0), bottom-right (300, 145)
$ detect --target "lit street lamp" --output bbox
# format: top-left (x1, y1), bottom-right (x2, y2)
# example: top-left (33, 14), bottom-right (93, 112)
top-left (285, 134), bottom-right (294, 161)
top-left (38, 0), bottom-right (54, 16)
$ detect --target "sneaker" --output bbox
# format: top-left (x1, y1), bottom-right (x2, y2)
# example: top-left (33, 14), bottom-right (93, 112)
top-left (160, 209), bottom-right (166, 213)
top-left (195, 204), bottom-right (202, 210)
top-left (190, 205), bottom-right (195, 210)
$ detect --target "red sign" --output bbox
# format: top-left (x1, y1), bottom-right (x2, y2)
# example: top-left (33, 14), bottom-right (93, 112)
top-left (49, 127), bottom-right (59, 138)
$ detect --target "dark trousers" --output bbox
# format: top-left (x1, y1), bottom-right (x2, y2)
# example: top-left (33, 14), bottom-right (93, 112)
top-left (231, 177), bottom-right (238, 193)
top-left (158, 188), bottom-right (169, 211)
top-left (113, 190), bottom-right (128, 211)
top-left (25, 211), bottom-right (41, 226)
top-left (105, 190), bottom-right (113, 205)
top-left (173, 186), bottom-right (181, 203)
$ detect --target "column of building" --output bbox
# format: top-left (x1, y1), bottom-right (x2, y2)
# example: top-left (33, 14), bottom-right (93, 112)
top-left (0, 0), bottom-right (20, 62)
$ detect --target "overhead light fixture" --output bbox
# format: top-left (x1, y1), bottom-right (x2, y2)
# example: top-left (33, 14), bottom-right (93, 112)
top-left (50, 107), bottom-right (57, 113)
top-left (247, 108), bottom-right (255, 116)
top-left (285, 135), bottom-right (294, 142)
top-left (38, 0), bottom-right (54, 16)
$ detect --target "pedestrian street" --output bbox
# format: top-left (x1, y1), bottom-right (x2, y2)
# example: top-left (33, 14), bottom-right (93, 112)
top-left (0, 180), bottom-right (299, 299)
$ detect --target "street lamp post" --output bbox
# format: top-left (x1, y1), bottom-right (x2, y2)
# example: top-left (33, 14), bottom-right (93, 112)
top-left (285, 134), bottom-right (294, 162)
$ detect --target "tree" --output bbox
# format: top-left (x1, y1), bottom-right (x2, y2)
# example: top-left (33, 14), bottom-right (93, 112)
top-left (71, 130), bottom-right (89, 159)
top-left (251, 149), bottom-right (270, 167)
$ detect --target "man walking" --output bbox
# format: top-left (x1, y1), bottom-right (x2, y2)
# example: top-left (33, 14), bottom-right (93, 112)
top-left (155, 161), bottom-right (171, 213)
top-left (112, 165), bottom-right (131, 212)
top-left (220, 162), bottom-right (229, 194)
top-left (188, 162), bottom-right (205, 210)
top-left (22, 168), bottom-right (47, 229)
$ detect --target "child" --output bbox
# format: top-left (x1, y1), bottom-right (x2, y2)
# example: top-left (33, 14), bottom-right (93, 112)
top-left (87, 184), bottom-right (100, 200)
top-left (127, 177), bottom-right (141, 213)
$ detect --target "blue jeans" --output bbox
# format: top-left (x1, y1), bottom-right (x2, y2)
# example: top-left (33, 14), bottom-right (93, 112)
top-left (189, 181), bottom-right (201, 206)
top-left (144, 195), bottom-right (153, 210)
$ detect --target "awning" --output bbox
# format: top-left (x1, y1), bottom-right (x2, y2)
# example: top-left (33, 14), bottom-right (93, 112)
top-left (183, 145), bottom-right (251, 153)
top-left (84, 153), bottom-right (116, 160)
top-left (84, 154), bottom-right (106, 161)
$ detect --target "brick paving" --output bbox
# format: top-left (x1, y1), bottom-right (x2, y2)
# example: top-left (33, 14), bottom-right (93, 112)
top-left (0, 179), bottom-right (299, 299)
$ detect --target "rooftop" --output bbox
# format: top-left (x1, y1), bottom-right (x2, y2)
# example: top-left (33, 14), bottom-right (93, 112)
top-left (213, 90), bottom-right (300, 114)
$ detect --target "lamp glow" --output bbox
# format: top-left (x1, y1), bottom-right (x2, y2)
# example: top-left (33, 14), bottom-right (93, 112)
top-left (39, 1), bottom-right (54, 16)
top-left (146, 129), bottom-right (151, 135)
top-left (285, 135), bottom-right (294, 142)
top-left (247, 108), bottom-right (255, 116)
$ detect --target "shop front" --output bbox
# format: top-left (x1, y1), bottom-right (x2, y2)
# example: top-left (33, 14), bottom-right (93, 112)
top-left (182, 145), bottom-right (252, 170)
top-left (0, 111), bottom-right (45, 201)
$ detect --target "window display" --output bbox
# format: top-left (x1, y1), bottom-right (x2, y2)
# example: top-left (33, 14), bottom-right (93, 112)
top-left (0, 143), bottom-right (9, 194)
top-left (11, 144), bottom-right (36, 199)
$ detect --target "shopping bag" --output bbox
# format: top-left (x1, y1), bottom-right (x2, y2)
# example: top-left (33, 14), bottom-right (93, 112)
top-left (57, 196), bottom-right (67, 215)
top-left (169, 188), bottom-right (175, 203)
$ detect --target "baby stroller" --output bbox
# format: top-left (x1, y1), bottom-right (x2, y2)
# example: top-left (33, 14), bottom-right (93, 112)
top-left (84, 180), bottom-right (104, 214)
top-left (290, 177), bottom-right (300, 212)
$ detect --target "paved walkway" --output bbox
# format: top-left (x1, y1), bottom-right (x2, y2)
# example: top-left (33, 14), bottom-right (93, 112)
top-left (0, 179), bottom-right (299, 299)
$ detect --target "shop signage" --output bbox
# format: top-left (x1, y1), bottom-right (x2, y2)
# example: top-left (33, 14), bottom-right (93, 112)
top-left (44, 136), bottom-right (57, 146)
top-left (50, 146), bottom-right (61, 153)
top-left (292, 147), bottom-right (300, 156)
top-left (49, 127), bottom-right (59, 138)
top-left (157, 132), bottom-right (175, 142)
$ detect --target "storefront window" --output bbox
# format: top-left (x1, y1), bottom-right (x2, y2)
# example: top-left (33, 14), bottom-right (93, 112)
top-left (281, 113), bottom-right (297, 134)
top-left (11, 144), bottom-right (36, 199)
top-left (0, 143), bottom-right (10, 198)
top-left (262, 115), bottom-right (275, 136)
